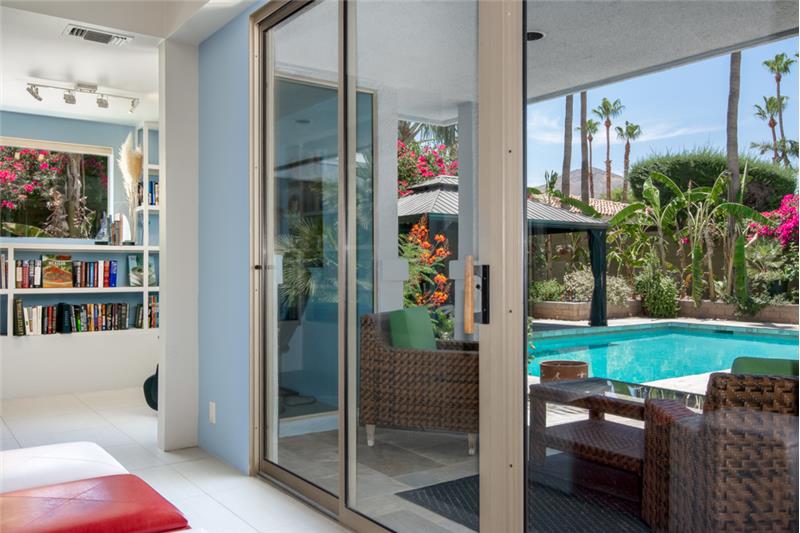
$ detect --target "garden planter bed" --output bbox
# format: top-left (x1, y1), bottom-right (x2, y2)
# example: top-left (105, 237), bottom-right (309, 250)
top-left (531, 300), bottom-right (641, 321)
top-left (677, 300), bottom-right (799, 324)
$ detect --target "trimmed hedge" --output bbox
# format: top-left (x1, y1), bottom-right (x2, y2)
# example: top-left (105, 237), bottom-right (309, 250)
top-left (629, 148), bottom-right (797, 211)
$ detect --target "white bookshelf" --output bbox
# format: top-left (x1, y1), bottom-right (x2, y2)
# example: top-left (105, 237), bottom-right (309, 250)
top-left (0, 122), bottom-right (161, 337)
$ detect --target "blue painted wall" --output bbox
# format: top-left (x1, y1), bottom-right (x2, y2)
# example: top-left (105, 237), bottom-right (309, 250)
top-left (198, 5), bottom-right (257, 473)
top-left (0, 111), bottom-right (134, 218)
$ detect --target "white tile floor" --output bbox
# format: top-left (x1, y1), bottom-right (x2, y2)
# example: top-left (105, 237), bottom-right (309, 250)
top-left (0, 388), bottom-right (349, 533)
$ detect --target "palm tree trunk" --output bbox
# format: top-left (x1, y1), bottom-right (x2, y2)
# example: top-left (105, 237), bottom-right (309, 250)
top-left (705, 232), bottom-right (716, 301)
top-left (775, 74), bottom-right (789, 166)
top-left (604, 119), bottom-right (612, 199)
top-left (579, 91), bottom-right (589, 203)
top-left (622, 140), bottom-right (630, 202)
top-left (725, 51), bottom-right (741, 296)
top-left (561, 95), bottom-right (573, 201)
top-left (588, 136), bottom-right (594, 197)
top-left (770, 122), bottom-right (779, 163)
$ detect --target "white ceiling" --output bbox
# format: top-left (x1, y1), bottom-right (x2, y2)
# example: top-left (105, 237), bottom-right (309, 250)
top-left (0, 0), bottom-right (253, 126)
top-left (0, 6), bottom-right (160, 124)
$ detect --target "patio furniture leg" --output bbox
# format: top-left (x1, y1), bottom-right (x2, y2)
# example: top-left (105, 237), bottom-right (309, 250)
top-left (529, 395), bottom-right (547, 464)
top-left (366, 424), bottom-right (375, 447)
top-left (468, 433), bottom-right (477, 456)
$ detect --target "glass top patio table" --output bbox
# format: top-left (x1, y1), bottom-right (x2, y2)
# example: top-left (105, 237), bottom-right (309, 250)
top-left (529, 377), bottom-right (706, 416)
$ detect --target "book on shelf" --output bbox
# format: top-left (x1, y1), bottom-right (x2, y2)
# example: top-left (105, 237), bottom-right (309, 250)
top-left (14, 256), bottom-right (121, 289)
top-left (148, 181), bottom-right (160, 207)
top-left (42, 255), bottom-right (73, 288)
top-left (128, 255), bottom-right (156, 287)
top-left (0, 253), bottom-right (7, 289)
top-left (13, 298), bottom-right (135, 335)
top-left (148, 295), bottom-right (159, 328)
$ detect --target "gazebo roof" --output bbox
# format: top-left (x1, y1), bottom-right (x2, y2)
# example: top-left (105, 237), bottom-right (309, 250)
top-left (398, 175), bottom-right (608, 233)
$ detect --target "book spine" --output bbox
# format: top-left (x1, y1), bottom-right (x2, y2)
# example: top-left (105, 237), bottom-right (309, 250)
top-left (98, 260), bottom-right (105, 288)
top-left (14, 299), bottom-right (26, 336)
top-left (15, 261), bottom-right (22, 289)
top-left (103, 262), bottom-right (110, 288)
top-left (33, 260), bottom-right (42, 288)
top-left (22, 261), bottom-right (29, 289)
top-left (109, 260), bottom-right (118, 288)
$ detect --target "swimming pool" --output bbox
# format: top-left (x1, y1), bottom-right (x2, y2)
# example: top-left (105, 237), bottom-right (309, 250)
top-left (528, 323), bottom-right (799, 383)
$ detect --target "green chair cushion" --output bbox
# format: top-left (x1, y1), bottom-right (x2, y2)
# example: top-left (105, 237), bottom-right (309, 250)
top-left (388, 307), bottom-right (437, 351)
top-left (731, 356), bottom-right (799, 377)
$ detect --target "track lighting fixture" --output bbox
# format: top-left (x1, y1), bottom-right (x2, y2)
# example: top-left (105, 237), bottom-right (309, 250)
top-left (23, 82), bottom-right (141, 111)
top-left (26, 84), bottom-right (43, 101)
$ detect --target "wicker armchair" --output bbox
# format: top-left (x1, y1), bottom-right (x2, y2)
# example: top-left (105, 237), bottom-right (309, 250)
top-left (359, 312), bottom-right (479, 454)
top-left (642, 373), bottom-right (799, 532)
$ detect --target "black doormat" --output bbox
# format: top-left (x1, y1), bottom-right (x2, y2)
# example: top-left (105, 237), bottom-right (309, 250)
top-left (397, 469), bottom-right (650, 532)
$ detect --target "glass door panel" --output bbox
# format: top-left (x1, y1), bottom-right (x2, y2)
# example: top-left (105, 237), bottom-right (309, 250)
top-left (263, 0), bottom-right (341, 496)
top-left (524, 1), bottom-right (799, 531)
top-left (346, 1), bottom-right (481, 530)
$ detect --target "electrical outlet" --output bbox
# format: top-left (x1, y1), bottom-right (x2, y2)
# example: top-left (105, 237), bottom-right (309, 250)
top-left (209, 401), bottom-right (216, 424)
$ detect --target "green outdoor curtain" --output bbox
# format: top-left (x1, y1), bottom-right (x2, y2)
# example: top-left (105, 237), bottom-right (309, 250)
top-left (588, 229), bottom-right (607, 327)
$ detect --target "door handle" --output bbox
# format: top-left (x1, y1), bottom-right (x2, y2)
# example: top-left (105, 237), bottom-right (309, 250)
top-left (464, 256), bottom-right (475, 334)
top-left (464, 256), bottom-right (490, 335)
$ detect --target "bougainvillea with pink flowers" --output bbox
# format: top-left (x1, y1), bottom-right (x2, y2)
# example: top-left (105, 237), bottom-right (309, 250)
top-left (397, 140), bottom-right (458, 197)
top-left (0, 147), bottom-right (63, 211)
top-left (0, 145), bottom-right (108, 237)
top-left (751, 194), bottom-right (798, 247)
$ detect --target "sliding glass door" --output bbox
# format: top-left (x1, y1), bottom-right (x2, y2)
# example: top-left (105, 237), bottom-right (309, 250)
top-left (259, 0), bottom-right (342, 504)
top-left (255, 1), bottom-right (525, 530)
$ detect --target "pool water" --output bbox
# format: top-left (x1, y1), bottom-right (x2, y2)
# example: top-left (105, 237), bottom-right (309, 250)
top-left (528, 325), bottom-right (799, 383)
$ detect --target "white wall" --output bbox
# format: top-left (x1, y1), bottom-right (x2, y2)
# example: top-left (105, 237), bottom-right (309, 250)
top-left (158, 38), bottom-right (200, 451)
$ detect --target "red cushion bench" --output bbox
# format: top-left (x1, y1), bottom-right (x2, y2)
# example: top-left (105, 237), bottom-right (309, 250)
top-left (0, 474), bottom-right (189, 533)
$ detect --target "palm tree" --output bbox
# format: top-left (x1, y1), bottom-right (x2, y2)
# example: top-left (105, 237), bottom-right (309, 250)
top-left (398, 120), bottom-right (457, 146)
top-left (561, 95), bottom-right (573, 201)
top-left (763, 52), bottom-right (795, 167)
top-left (579, 91), bottom-right (589, 203)
top-left (592, 98), bottom-right (624, 199)
top-left (725, 51), bottom-right (741, 296)
top-left (585, 119), bottom-right (599, 197)
top-left (614, 121), bottom-right (642, 202)
top-left (752, 96), bottom-right (786, 163)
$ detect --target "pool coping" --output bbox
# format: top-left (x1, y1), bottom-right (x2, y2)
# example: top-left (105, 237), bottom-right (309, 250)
top-left (531, 320), bottom-right (800, 341)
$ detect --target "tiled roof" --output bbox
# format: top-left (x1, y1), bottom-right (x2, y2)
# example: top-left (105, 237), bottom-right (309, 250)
top-left (530, 194), bottom-right (628, 218)
top-left (398, 179), bottom-right (607, 230)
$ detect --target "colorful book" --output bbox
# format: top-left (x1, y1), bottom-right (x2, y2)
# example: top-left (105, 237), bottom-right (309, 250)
top-left (42, 255), bottom-right (73, 289)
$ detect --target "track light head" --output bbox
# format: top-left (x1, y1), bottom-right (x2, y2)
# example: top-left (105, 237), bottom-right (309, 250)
top-left (26, 84), bottom-right (42, 101)
top-left (96, 95), bottom-right (109, 109)
top-left (128, 98), bottom-right (139, 114)
top-left (63, 91), bottom-right (76, 105)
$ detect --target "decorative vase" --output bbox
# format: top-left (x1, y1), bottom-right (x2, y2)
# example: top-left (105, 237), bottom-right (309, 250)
top-left (539, 360), bottom-right (589, 382)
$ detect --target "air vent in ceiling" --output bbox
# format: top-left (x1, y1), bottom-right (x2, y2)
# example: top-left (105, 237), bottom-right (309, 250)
top-left (63, 25), bottom-right (130, 46)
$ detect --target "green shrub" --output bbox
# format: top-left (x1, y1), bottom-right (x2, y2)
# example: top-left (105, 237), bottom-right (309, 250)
top-left (635, 265), bottom-right (679, 318)
top-left (564, 269), bottom-right (593, 302)
top-left (529, 279), bottom-right (564, 303)
top-left (629, 148), bottom-right (796, 211)
top-left (607, 275), bottom-right (633, 306)
top-left (564, 268), bottom-right (632, 306)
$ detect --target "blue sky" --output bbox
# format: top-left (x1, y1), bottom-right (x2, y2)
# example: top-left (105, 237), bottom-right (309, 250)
top-left (526, 36), bottom-right (799, 186)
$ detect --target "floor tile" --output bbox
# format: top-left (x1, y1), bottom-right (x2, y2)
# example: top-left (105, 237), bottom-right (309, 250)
top-left (210, 477), bottom-right (315, 531)
top-left (4, 411), bottom-right (110, 439)
top-left (0, 394), bottom-right (89, 419)
top-left (14, 424), bottom-right (135, 448)
top-left (132, 464), bottom-right (204, 502)
top-left (145, 444), bottom-right (210, 465)
top-left (0, 438), bottom-right (20, 451)
top-left (104, 443), bottom-right (163, 470)
top-left (171, 493), bottom-right (259, 533)
top-left (171, 457), bottom-right (252, 494)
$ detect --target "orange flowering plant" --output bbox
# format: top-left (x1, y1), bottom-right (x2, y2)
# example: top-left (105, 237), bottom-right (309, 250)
top-left (400, 214), bottom-right (452, 312)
